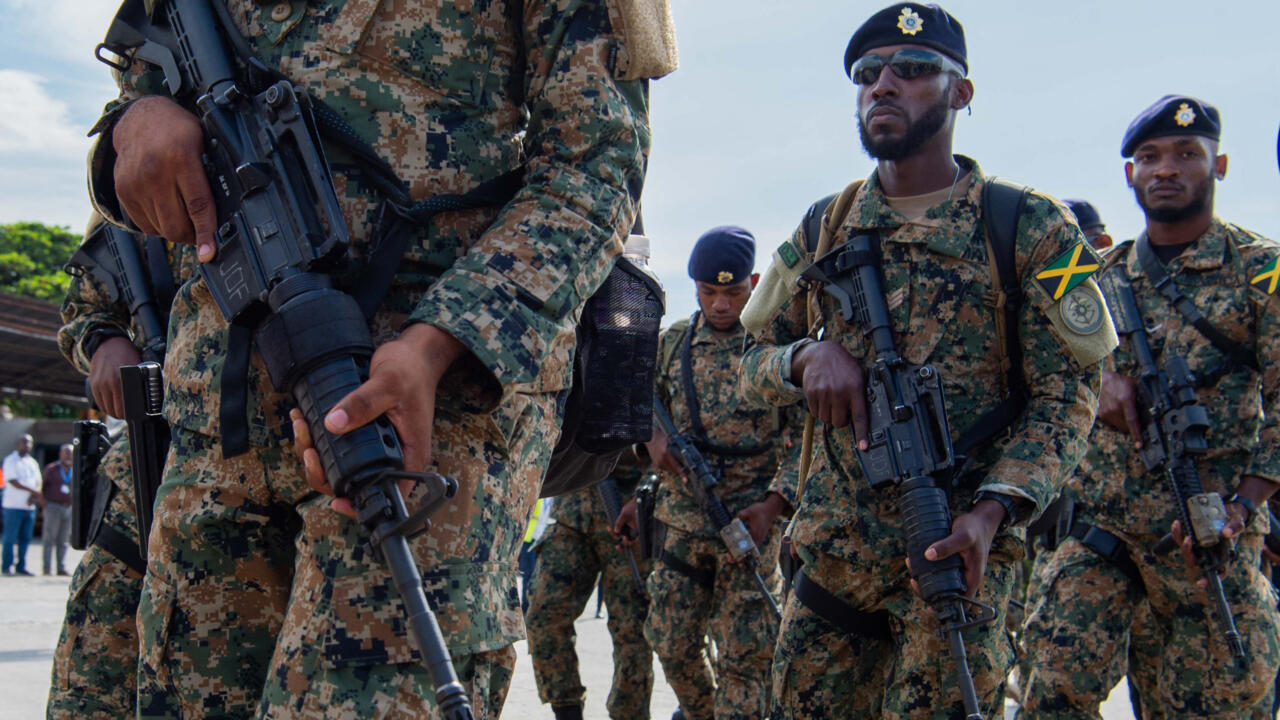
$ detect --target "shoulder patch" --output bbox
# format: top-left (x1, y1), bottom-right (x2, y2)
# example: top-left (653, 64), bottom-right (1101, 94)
top-left (1250, 255), bottom-right (1280, 294)
top-left (778, 241), bottom-right (801, 269)
top-left (1035, 242), bottom-right (1103, 301)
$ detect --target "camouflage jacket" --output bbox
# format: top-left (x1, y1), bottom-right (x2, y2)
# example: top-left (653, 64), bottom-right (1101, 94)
top-left (59, 218), bottom-right (198, 377)
top-left (87, 0), bottom-right (658, 446)
top-left (655, 312), bottom-right (800, 536)
top-left (1072, 219), bottom-right (1280, 541)
top-left (740, 158), bottom-right (1109, 571)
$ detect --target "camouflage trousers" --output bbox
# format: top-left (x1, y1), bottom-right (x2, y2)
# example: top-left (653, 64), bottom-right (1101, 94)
top-left (1021, 534), bottom-right (1280, 718)
top-left (138, 391), bottom-right (555, 718)
top-left (48, 438), bottom-right (144, 719)
top-left (644, 525), bottom-right (781, 720)
top-left (526, 513), bottom-right (653, 719)
top-left (772, 551), bottom-right (1016, 720)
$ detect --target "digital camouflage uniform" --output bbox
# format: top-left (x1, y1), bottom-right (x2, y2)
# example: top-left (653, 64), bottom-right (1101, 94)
top-left (1022, 219), bottom-right (1280, 718)
top-left (88, 1), bottom-right (663, 717)
top-left (646, 312), bottom-right (798, 720)
top-left (525, 455), bottom-right (653, 719)
top-left (48, 226), bottom-right (196, 720)
top-left (740, 159), bottom-right (1110, 720)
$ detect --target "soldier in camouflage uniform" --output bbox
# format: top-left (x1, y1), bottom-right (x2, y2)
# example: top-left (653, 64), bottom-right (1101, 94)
top-left (739, 5), bottom-right (1112, 718)
top-left (525, 453), bottom-right (653, 720)
top-left (89, 1), bottom-right (671, 716)
top-left (632, 226), bottom-right (798, 720)
top-left (1022, 95), bottom-right (1280, 718)
top-left (48, 218), bottom-right (196, 720)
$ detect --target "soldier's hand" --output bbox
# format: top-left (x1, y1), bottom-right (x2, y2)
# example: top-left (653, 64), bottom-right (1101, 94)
top-left (644, 426), bottom-right (687, 482)
top-left (1264, 543), bottom-right (1280, 568)
top-left (917, 500), bottom-right (1005, 598)
top-left (88, 336), bottom-right (141, 418)
top-left (736, 492), bottom-right (786, 546)
top-left (112, 95), bottom-right (219, 262)
top-left (1098, 369), bottom-right (1143, 447)
top-left (293, 323), bottom-right (464, 518)
top-left (792, 340), bottom-right (870, 450)
top-left (613, 498), bottom-right (639, 549)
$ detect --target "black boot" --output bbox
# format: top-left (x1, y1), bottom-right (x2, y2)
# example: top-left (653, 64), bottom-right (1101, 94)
top-left (671, 709), bottom-right (686, 720)
top-left (552, 705), bottom-right (584, 720)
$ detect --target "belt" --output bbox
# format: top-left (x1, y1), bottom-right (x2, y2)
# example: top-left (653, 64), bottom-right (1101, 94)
top-left (1069, 521), bottom-right (1145, 592)
top-left (660, 549), bottom-right (715, 590)
top-left (792, 570), bottom-right (891, 640)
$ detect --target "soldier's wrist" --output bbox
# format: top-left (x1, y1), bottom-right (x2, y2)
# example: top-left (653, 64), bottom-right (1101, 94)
top-left (973, 491), bottom-right (1027, 531)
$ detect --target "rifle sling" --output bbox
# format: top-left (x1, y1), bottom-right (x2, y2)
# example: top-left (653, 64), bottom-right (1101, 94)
top-left (144, 235), bottom-right (177, 319)
top-left (1134, 233), bottom-right (1259, 376)
top-left (93, 521), bottom-right (146, 577)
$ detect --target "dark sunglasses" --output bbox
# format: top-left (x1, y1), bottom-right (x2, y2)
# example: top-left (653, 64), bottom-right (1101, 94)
top-left (850, 48), bottom-right (962, 85)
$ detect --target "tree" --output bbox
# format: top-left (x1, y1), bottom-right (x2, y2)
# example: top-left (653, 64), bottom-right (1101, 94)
top-left (0, 222), bottom-right (80, 302)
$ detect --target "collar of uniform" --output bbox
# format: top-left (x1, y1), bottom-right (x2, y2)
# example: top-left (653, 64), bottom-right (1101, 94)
top-left (1123, 217), bottom-right (1231, 277)
top-left (690, 311), bottom-right (748, 347)
top-left (845, 156), bottom-right (985, 260)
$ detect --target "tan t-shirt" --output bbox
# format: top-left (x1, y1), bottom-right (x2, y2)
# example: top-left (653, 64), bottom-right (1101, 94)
top-left (884, 171), bottom-right (973, 223)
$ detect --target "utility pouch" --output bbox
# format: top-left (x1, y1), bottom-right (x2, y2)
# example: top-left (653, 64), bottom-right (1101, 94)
top-left (541, 248), bottom-right (665, 498)
top-left (70, 420), bottom-right (113, 551)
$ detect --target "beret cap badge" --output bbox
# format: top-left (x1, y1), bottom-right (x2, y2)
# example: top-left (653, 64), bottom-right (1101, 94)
top-left (1174, 103), bottom-right (1196, 128)
top-left (717, 270), bottom-right (735, 284)
top-left (897, 7), bottom-right (923, 35)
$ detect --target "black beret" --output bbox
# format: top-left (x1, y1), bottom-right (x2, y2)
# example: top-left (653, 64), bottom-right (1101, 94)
top-left (688, 226), bottom-right (755, 285)
top-left (845, 4), bottom-right (967, 77)
top-left (1063, 199), bottom-right (1103, 230)
top-left (1121, 95), bottom-right (1221, 158)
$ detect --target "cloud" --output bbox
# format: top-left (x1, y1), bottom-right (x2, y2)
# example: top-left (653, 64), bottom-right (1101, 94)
top-left (0, 0), bottom-right (119, 72)
top-left (0, 70), bottom-right (88, 159)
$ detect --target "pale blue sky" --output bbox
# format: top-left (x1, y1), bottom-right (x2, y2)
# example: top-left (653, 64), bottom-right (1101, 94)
top-left (1, 1), bottom-right (1277, 323)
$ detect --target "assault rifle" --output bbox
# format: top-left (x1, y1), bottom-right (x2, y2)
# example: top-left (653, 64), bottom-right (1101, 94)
top-left (1099, 267), bottom-right (1245, 658)
top-left (596, 477), bottom-right (649, 602)
top-left (65, 223), bottom-right (169, 366)
top-left (651, 400), bottom-right (781, 621)
top-left (801, 234), bottom-right (996, 720)
top-left (98, 1), bottom-right (471, 714)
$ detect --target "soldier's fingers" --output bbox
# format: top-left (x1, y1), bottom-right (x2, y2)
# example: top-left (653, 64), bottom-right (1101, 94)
top-left (325, 374), bottom-right (397, 435)
top-left (925, 530), bottom-right (970, 562)
top-left (849, 390), bottom-right (870, 451)
top-left (154, 186), bottom-right (197, 248)
top-left (176, 166), bottom-right (218, 262)
top-left (1262, 547), bottom-right (1280, 566)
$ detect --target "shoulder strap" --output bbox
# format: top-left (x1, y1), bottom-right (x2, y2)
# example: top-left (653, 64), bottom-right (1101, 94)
top-left (953, 177), bottom-right (1030, 457)
top-left (678, 312), bottom-right (772, 458)
top-left (802, 194), bottom-right (839, 253)
top-left (1134, 233), bottom-right (1259, 373)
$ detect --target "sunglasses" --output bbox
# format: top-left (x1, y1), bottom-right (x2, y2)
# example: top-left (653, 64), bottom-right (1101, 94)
top-left (849, 48), bottom-right (963, 85)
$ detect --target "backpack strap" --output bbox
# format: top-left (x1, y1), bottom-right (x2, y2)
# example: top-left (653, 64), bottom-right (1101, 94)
top-left (952, 177), bottom-right (1031, 458)
top-left (802, 194), bottom-right (839, 253)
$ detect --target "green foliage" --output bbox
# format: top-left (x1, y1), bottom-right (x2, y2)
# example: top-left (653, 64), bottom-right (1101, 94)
top-left (0, 222), bottom-right (80, 302)
top-left (1, 396), bottom-right (79, 419)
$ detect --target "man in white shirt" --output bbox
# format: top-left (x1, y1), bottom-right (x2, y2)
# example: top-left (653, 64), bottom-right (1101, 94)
top-left (2, 434), bottom-right (43, 576)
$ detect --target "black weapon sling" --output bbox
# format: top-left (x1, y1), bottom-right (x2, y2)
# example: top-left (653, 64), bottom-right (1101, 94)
top-left (1134, 233), bottom-right (1259, 388)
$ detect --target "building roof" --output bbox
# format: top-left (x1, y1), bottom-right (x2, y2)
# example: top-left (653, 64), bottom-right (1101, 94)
top-left (0, 292), bottom-right (87, 406)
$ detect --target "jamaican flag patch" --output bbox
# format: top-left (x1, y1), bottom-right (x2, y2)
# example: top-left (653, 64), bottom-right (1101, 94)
top-left (1252, 256), bottom-right (1280, 294)
top-left (1035, 243), bottom-right (1102, 301)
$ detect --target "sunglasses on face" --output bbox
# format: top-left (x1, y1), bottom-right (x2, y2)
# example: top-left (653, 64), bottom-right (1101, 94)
top-left (850, 48), bottom-right (962, 85)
